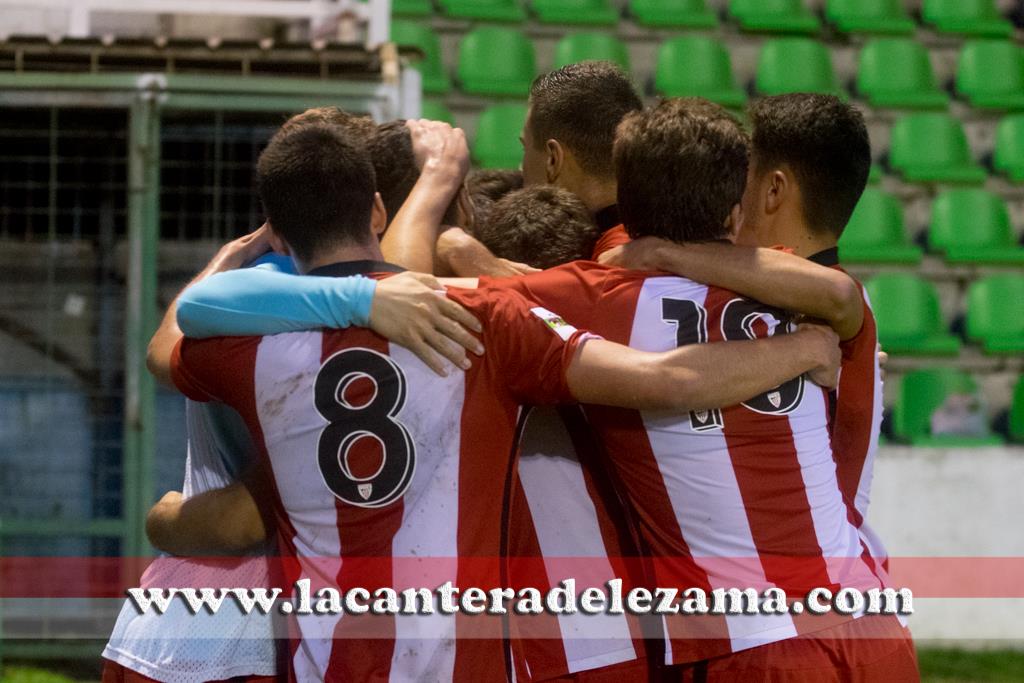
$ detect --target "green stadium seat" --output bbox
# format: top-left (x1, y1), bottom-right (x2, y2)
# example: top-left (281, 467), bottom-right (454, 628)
top-left (755, 39), bottom-right (843, 97)
top-left (893, 368), bottom-right (1003, 446)
top-left (825, 0), bottom-right (915, 35)
top-left (626, 0), bottom-right (716, 27)
top-left (857, 39), bottom-right (949, 110)
top-left (838, 188), bottom-right (923, 264)
top-left (729, 0), bottom-right (820, 34)
top-left (629, 0), bottom-right (717, 28)
top-left (532, 0), bottom-right (619, 25)
top-left (922, 0), bottom-right (1012, 38)
top-left (473, 103), bottom-right (528, 169)
top-left (420, 100), bottom-right (455, 125)
top-left (1009, 376), bottom-right (1024, 442)
top-left (553, 33), bottom-right (630, 71)
top-left (392, 0), bottom-right (435, 17)
top-left (439, 0), bottom-right (525, 21)
top-left (928, 189), bottom-right (1024, 265)
top-left (966, 275), bottom-right (1024, 354)
top-left (391, 21), bottom-right (451, 95)
top-left (994, 115), bottom-right (1024, 182)
top-left (868, 164), bottom-right (883, 184)
top-left (888, 113), bottom-right (986, 183)
top-left (865, 274), bottom-right (961, 355)
top-left (655, 37), bottom-right (746, 107)
top-left (457, 28), bottom-right (535, 97)
top-left (956, 41), bottom-right (1024, 111)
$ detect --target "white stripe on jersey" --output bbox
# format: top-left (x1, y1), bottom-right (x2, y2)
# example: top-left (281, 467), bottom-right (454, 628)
top-left (517, 406), bottom-right (637, 673)
top-left (788, 388), bottom-right (881, 594)
top-left (253, 332), bottom-right (343, 679)
top-left (629, 278), bottom-right (800, 652)
top-left (385, 343), bottom-right (462, 683)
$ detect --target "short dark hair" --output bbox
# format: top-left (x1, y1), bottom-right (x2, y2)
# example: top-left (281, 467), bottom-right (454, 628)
top-left (279, 106), bottom-right (376, 138)
top-left (528, 62), bottom-right (643, 179)
top-left (257, 123), bottom-right (376, 262)
top-left (367, 120), bottom-right (464, 228)
top-left (368, 120), bottom-right (419, 225)
top-left (614, 98), bottom-right (749, 244)
top-left (473, 185), bottom-right (598, 269)
top-left (465, 169), bottom-right (523, 230)
top-left (748, 94), bottom-right (871, 238)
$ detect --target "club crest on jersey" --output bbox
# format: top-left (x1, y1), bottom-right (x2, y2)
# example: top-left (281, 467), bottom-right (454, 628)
top-left (358, 484), bottom-right (373, 500)
top-left (768, 391), bottom-right (782, 409)
top-left (530, 307), bottom-right (578, 341)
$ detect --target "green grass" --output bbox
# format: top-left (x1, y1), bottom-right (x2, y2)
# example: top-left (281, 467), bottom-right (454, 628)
top-left (920, 649), bottom-right (1024, 682)
top-left (3, 649), bottom-right (1024, 682)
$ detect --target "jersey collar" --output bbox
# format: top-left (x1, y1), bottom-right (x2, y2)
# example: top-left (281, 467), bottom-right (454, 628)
top-left (307, 260), bottom-right (405, 278)
top-left (807, 246), bottom-right (839, 267)
top-left (593, 204), bottom-right (621, 234)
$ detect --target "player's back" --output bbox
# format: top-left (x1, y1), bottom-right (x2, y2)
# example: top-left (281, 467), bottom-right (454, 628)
top-left (492, 262), bottom-right (887, 664)
top-left (172, 270), bottom-right (583, 682)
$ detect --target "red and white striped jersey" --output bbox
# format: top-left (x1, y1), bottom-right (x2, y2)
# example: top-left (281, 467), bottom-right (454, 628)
top-left (507, 406), bottom-right (655, 681)
top-left (486, 261), bottom-right (887, 666)
top-left (815, 249), bottom-right (888, 571)
top-left (170, 261), bottom-right (589, 683)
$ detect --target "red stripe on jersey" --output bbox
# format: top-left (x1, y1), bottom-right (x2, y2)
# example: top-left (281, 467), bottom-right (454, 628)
top-left (583, 280), bottom-right (732, 665)
top-left (703, 286), bottom-right (838, 605)
top-left (832, 276), bottom-right (878, 512)
top-left (323, 328), bottom-right (402, 682)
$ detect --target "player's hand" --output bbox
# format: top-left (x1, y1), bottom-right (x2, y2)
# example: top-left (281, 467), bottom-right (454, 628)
top-left (491, 258), bottom-right (541, 277)
top-left (206, 224), bottom-right (273, 275)
top-left (406, 119), bottom-right (470, 183)
top-left (597, 236), bottom-right (671, 270)
top-left (369, 271), bottom-right (484, 377)
top-left (797, 322), bottom-right (842, 389)
top-left (877, 347), bottom-right (889, 381)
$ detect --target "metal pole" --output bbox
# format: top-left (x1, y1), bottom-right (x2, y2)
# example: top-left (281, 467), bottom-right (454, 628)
top-left (123, 91), bottom-right (160, 559)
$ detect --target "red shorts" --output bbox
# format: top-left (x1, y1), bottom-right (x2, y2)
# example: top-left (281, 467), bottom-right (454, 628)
top-left (102, 659), bottom-right (278, 683)
top-left (661, 616), bottom-right (919, 683)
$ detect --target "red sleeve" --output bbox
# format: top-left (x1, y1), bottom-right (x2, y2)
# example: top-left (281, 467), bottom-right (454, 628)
top-left (591, 225), bottom-right (631, 260)
top-left (447, 286), bottom-right (595, 406)
top-left (170, 336), bottom-right (261, 405)
top-left (478, 261), bottom-right (610, 330)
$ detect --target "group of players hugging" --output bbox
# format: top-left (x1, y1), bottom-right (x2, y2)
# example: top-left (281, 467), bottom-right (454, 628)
top-left (99, 62), bottom-right (919, 682)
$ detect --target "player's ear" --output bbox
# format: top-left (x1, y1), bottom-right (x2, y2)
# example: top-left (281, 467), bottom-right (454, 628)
top-left (265, 222), bottom-right (291, 256)
top-left (370, 192), bottom-right (387, 238)
top-left (723, 204), bottom-right (743, 243)
top-left (545, 139), bottom-right (564, 183)
top-left (764, 169), bottom-right (788, 215)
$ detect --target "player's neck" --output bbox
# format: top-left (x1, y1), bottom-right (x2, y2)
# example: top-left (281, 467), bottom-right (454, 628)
top-left (296, 242), bottom-right (386, 274)
top-left (568, 178), bottom-right (618, 215)
top-left (774, 224), bottom-right (836, 259)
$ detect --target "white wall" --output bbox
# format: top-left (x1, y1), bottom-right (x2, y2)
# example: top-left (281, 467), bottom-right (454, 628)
top-left (870, 446), bottom-right (1024, 648)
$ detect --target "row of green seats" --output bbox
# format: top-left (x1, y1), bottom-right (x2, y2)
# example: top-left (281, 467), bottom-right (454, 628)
top-left (891, 369), bottom-right (1022, 446)
top-left (866, 273), bottom-right (1024, 356)
top-left (396, 25), bottom-right (1024, 116)
top-left (841, 188), bottom-right (1024, 266)
top-left (394, 0), bottom-right (1014, 38)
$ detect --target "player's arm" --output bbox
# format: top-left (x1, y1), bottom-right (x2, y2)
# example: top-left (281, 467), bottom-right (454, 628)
top-left (435, 227), bottom-right (539, 278)
top-left (177, 269), bottom-right (483, 376)
top-left (601, 237), bottom-right (864, 340)
top-left (147, 226), bottom-right (274, 386)
top-left (146, 483), bottom-right (266, 556)
top-left (379, 120), bottom-right (468, 273)
top-left (566, 323), bottom-right (841, 411)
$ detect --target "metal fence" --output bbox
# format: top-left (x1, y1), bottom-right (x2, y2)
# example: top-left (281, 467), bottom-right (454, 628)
top-left (0, 69), bottom-right (407, 662)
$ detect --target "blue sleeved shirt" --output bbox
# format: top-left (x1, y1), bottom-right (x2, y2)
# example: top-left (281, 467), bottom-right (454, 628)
top-left (177, 256), bottom-right (376, 338)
